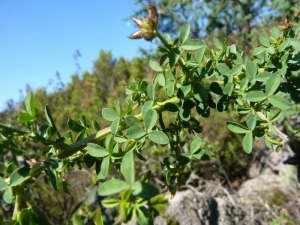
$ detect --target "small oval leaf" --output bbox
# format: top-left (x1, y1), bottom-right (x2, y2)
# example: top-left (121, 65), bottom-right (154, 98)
top-left (98, 179), bottom-right (130, 196)
top-left (87, 143), bottom-right (109, 157)
top-left (148, 131), bottom-right (169, 145)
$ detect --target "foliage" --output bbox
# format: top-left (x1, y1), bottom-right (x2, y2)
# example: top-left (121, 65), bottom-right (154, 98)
top-left (1, 3), bottom-right (300, 225)
top-left (133, 0), bottom-right (300, 56)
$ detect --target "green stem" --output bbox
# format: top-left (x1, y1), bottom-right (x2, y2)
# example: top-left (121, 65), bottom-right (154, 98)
top-left (0, 123), bottom-right (29, 136)
top-left (57, 96), bottom-right (181, 159)
top-left (12, 187), bottom-right (22, 220)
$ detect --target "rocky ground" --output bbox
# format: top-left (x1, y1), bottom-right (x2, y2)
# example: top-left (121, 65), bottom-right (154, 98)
top-left (125, 143), bottom-right (300, 225)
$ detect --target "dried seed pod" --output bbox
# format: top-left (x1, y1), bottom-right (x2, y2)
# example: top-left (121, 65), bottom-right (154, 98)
top-left (128, 3), bottom-right (158, 41)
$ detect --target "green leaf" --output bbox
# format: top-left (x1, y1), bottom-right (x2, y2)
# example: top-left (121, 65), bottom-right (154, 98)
top-left (6, 162), bottom-right (17, 175)
top-left (168, 47), bottom-right (181, 67)
top-left (245, 91), bottom-right (267, 102)
top-left (132, 181), bottom-right (159, 200)
top-left (92, 208), bottom-right (104, 225)
top-left (210, 82), bottom-right (224, 95)
top-left (253, 46), bottom-right (267, 55)
top-left (126, 126), bottom-right (147, 139)
top-left (240, 78), bottom-right (249, 90)
top-left (23, 208), bottom-right (51, 225)
top-left (259, 35), bottom-right (270, 47)
top-left (246, 115), bottom-right (256, 131)
top-left (63, 131), bottom-right (73, 144)
top-left (18, 112), bottom-right (34, 123)
top-left (98, 179), bottom-right (130, 196)
top-left (256, 71), bottom-right (272, 82)
top-left (190, 137), bottom-right (202, 154)
top-left (177, 153), bottom-right (191, 165)
top-left (147, 83), bottom-right (155, 100)
top-left (142, 100), bottom-right (153, 116)
top-left (181, 39), bottom-right (205, 50)
top-left (149, 59), bottom-right (163, 72)
top-left (278, 39), bottom-right (290, 52)
top-left (144, 109), bottom-right (157, 132)
top-left (242, 132), bottom-right (253, 153)
top-left (24, 92), bottom-right (36, 118)
top-left (154, 73), bottom-right (165, 87)
top-left (19, 209), bottom-right (31, 225)
top-left (101, 199), bottom-right (121, 208)
top-left (3, 186), bottom-right (13, 204)
top-left (10, 166), bottom-right (30, 186)
top-left (166, 80), bottom-right (175, 97)
top-left (192, 149), bottom-right (210, 160)
top-left (267, 45), bottom-right (276, 54)
top-left (266, 73), bottom-right (281, 96)
top-left (45, 105), bottom-right (56, 129)
top-left (194, 83), bottom-right (208, 102)
top-left (179, 24), bottom-right (190, 44)
top-left (231, 64), bottom-right (243, 75)
top-left (271, 27), bottom-right (280, 39)
top-left (98, 156), bottom-right (110, 180)
top-left (148, 131), bottom-right (169, 145)
top-left (0, 177), bottom-right (8, 191)
top-left (224, 83), bottom-right (234, 96)
top-left (270, 110), bottom-right (282, 122)
top-left (268, 96), bottom-right (291, 110)
top-left (178, 84), bottom-right (192, 98)
top-left (121, 150), bottom-right (135, 184)
top-left (87, 143), bottom-right (108, 157)
top-left (67, 119), bottom-right (85, 132)
top-left (246, 61), bottom-right (257, 79)
top-left (10, 142), bottom-right (24, 156)
top-left (92, 119), bottom-right (101, 132)
top-left (45, 125), bottom-right (55, 140)
top-left (125, 116), bottom-right (141, 127)
top-left (45, 165), bottom-right (60, 191)
top-left (75, 130), bottom-right (88, 142)
top-left (217, 63), bottom-right (231, 75)
top-left (72, 214), bottom-right (84, 225)
top-left (213, 37), bottom-right (223, 49)
top-left (216, 95), bottom-right (229, 112)
top-left (164, 102), bottom-right (179, 112)
top-left (102, 108), bottom-right (119, 121)
top-left (79, 115), bottom-right (86, 127)
top-left (136, 206), bottom-right (153, 225)
top-left (196, 47), bottom-right (205, 63)
top-left (110, 118), bottom-right (120, 134)
top-left (227, 122), bottom-right (250, 134)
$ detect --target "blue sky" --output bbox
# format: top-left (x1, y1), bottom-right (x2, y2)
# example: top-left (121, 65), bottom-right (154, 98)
top-left (0, 0), bottom-right (154, 111)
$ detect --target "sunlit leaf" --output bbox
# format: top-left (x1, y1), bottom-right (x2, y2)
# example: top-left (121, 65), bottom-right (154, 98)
top-left (24, 91), bottom-right (36, 118)
top-left (182, 39), bottom-right (205, 50)
top-left (98, 179), bottom-right (130, 196)
top-left (144, 109), bottom-right (157, 132)
top-left (3, 187), bottom-right (13, 204)
top-left (227, 122), bottom-right (250, 134)
top-left (102, 108), bottom-right (119, 121)
top-left (121, 150), bottom-right (135, 184)
top-left (149, 59), bottom-right (163, 72)
top-left (10, 166), bottom-right (30, 187)
top-left (126, 126), bottom-right (147, 139)
top-left (242, 132), bottom-right (253, 153)
top-left (67, 119), bottom-right (85, 132)
top-left (148, 131), bottom-right (169, 145)
top-left (87, 143), bottom-right (108, 158)
top-left (266, 73), bottom-right (281, 96)
top-left (179, 23), bottom-right (190, 44)
top-left (245, 91), bottom-right (267, 102)
top-left (268, 96), bottom-right (291, 110)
